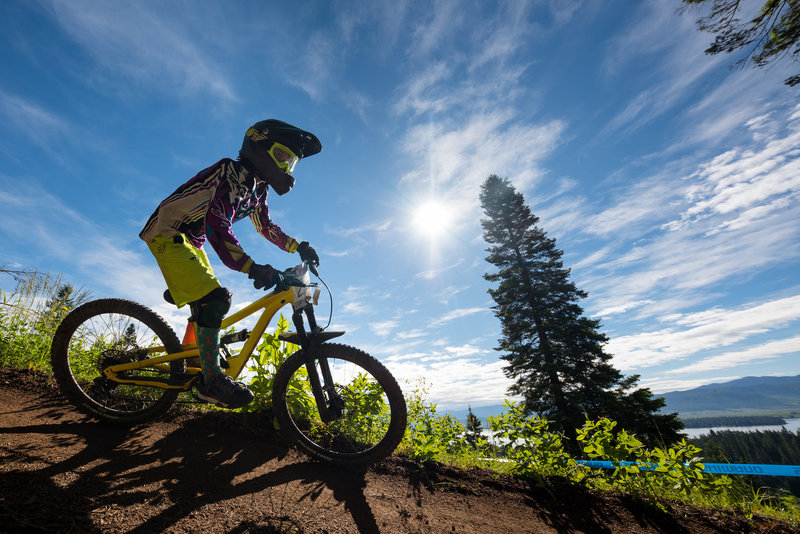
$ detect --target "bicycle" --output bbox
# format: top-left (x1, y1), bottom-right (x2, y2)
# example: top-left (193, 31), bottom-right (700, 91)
top-left (50, 262), bottom-right (407, 465)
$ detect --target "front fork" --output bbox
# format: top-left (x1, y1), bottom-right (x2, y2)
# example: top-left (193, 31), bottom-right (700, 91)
top-left (291, 304), bottom-right (343, 422)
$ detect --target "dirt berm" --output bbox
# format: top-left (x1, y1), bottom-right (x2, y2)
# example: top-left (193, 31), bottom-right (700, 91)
top-left (0, 369), bottom-right (795, 533)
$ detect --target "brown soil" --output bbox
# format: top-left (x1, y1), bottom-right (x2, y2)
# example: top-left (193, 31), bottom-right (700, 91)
top-left (0, 368), bottom-right (796, 534)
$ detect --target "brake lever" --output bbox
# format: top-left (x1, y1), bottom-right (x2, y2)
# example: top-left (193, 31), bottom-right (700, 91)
top-left (274, 277), bottom-right (300, 292)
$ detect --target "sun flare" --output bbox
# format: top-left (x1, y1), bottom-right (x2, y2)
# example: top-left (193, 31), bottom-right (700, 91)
top-left (412, 200), bottom-right (454, 238)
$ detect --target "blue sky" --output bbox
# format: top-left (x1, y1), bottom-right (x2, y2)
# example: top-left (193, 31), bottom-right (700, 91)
top-left (1, 0), bottom-right (798, 410)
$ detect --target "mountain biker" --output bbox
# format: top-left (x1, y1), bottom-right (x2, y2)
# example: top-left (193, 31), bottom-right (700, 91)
top-left (140, 119), bottom-right (322, 409)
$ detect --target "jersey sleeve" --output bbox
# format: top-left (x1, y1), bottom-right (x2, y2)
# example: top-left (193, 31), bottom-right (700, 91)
top-left (205, 182), bottom-right (254, 273)
top-left (250, 206), bottom-right (299, 254)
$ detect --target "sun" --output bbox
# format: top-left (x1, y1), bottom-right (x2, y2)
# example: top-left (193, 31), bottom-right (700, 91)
top-left (412, 200), bottom-right (454, 238)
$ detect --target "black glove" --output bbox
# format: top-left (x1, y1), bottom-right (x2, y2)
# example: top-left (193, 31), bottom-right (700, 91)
top-left (297, 241), bottom-right (320, 266)
top-left (248, 263), bottom-right (284, 290)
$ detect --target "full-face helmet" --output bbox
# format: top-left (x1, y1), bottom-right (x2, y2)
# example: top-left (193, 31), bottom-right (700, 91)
top-left (239, 119), bottom-right (322, 195)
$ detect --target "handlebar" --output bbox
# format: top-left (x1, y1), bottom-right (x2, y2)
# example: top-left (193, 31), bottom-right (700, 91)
top-left (273, 261), bottom-right (319, 292)
top-left (277, 260), bottom-right (332, 329)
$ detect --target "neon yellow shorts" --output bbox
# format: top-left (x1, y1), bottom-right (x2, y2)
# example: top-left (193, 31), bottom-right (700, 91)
top-left (146, 234), bottom-right (221, 308)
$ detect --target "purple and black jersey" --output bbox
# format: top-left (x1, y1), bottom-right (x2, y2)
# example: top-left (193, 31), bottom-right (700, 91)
top-left (139, 158), bottom-right (298, 273)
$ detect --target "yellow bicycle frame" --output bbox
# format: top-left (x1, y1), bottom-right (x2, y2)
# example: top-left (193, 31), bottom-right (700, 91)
top-left (102, 286), bottom-right (301, 390)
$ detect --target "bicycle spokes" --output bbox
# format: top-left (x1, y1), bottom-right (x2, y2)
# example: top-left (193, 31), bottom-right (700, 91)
top-left (273, 344), bottom-right (406, 463)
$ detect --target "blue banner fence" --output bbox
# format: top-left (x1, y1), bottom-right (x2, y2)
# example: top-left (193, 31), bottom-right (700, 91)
top-left (576, 460), bottom-right (800, 477)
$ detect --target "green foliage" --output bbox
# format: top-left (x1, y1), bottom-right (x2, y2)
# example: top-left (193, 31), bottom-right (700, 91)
top-left (394, 385), bottom-right (796, 524)
top-left (306, 372), bottom-right (394, 448)
top-left (239, 314), bottom-right (311, 417)
top-left (488, 400), bottom-right (580, 482)
top-left (330, 372), bottom-right (389, 440)
top-left (682, 0), bottom-right (800, 86)
top-left (400, 381), bottom-right (473, 464)
top-left (0, 270), bottom-right (90, 372)
top-left (465, 406), bottom-right (484, 447)
top-left (577, 417), bottom-right (733, 507)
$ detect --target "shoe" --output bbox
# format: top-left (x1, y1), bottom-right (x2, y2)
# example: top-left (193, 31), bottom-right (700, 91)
top-left (197, 374), bottom-right (254, 409)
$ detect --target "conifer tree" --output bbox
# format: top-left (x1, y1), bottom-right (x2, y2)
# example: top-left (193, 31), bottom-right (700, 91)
top-left (465, 406), bottom-right (484, 447)
top-left (479, 175), bottom-right (682, 447)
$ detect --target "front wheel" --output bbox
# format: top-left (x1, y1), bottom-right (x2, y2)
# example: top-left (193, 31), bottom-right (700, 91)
top-left (272, 343), bottom-right (407, 465)
top-left (50, 298), bottom-right (185, 424)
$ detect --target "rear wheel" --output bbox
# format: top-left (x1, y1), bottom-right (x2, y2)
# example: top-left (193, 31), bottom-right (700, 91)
top-left (272, 343), bottom-right (407, 465)
top-left (50, 299), bottom-right (185, 424)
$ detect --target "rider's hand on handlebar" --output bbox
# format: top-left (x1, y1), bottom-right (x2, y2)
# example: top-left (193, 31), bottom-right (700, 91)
top-left (248, 263), bottom-right (285, 290)
top-left (297, 241), bottom-right (320, 266)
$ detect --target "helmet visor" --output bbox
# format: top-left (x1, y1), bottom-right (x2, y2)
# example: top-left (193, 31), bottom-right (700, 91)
top-left (268, 142), bottom-right (300, 174)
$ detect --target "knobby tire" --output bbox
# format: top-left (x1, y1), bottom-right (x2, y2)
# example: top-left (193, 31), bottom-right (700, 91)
top-left (50, 298), bottom-right (185, 424)
top-left (272, 343), bottom-right (407, 465)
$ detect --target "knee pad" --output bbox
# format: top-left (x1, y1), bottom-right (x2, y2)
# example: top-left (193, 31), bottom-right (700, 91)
top-left (192, 287), bottom-right (232, 328)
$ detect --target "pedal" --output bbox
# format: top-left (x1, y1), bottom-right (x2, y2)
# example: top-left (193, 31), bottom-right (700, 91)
top-left (221, 329), bottom-right (249, 344)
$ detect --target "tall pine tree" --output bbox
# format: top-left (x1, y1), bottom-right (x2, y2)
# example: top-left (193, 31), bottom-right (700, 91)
top-left (480, 175), bottom-right (682, 448)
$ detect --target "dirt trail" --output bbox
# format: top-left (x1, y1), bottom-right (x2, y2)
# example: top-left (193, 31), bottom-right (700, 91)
top-left (0, 371), bottom-right (794, 533)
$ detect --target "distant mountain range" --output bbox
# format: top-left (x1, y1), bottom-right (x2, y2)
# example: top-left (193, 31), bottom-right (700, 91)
top-left (659, 375), bottom-right (800, 418)
top-left (445, 375), bottom-right (800, 423)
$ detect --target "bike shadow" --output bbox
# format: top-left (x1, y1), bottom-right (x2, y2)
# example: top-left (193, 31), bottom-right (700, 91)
top-left (0, 391), bottom-right (381, 533)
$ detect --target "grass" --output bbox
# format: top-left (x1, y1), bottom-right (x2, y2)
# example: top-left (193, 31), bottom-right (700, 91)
top-left (0, 268), bottom-right (92, 373)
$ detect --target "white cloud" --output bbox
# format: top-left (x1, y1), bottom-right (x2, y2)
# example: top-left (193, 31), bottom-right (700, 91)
top-left (575, 112), bottom-right (800, 322)
top-left (414, 260), bottom-right (464, 281)
top-left (445, 344), bottom-right (487, 358)
top-left (0, 91), bottom-right (69, 135)
top-left (48, 1), bottom-right (236, 100)
top-left (587, 172), bottom-right (684, 237)
top-left (341, 301), bottom-right (373, 315)
top-left (432, 307), bottom-right (488, 326)
top-left (396, 329), bottom-right (427, 340)
top-left (387, 356), bottom-right (515, 410)
top-left (596, 300), bottom-right (655, 318)
top-left (406, 0), bottom-right (464, 60)
top-left (667, 336), bottom-right (800, 375)
top-left (392, 62), bottom-right (454, 116)
top-left (399, 112), bottom-right (565, 227)
top-left (370, 319), bottom-right (399, 337)
top-left (324, 219), bottom-right (392, 239)
top-left (666, 126), bottom-right (800, 233)
top-left (607, 295), bottom-right (800, 370)
top-left (599, 1), bottom-right (724, 137)
top-left (0, 176), bottom-right (168, 310)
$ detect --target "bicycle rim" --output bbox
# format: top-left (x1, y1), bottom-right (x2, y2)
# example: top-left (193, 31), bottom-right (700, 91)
top-left (51, 299), bottom-right (184, 423)
top-left (273, 343), bottom-right (407, 465)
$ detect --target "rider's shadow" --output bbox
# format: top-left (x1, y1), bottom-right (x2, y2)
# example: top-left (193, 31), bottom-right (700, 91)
top-left (5, 394), bottom-right (381, 533)
top-left (125, 414), bottom-right (381, 533)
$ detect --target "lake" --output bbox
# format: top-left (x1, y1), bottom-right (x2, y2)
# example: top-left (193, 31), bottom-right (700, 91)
top-left (479, 418), bottom-right (800, 442)
top-left (683, 418), bottom-right (800, 439)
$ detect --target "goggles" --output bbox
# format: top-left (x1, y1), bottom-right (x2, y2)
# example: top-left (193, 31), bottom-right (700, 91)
top-left (268, 142), bottom-right (300, 174)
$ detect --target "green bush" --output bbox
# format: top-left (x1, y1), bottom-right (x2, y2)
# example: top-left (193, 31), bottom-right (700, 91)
top-left (488, 400), bottom-right (580, 482)
top-left (577, 417), bottom-right (733, 507)
top-left (0, 271), bottom-right (90, 372)
top-left (400, 381), bottom-right (473, 464)
top-left (239, 314), bottom-right (312, 419)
